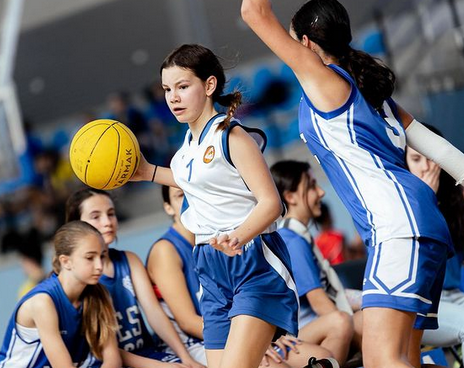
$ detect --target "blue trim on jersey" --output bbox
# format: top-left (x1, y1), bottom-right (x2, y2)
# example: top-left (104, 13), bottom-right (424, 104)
top-left (181, 196), bottom-right (189, 216)
top-left (312, 112), bottom-right (378, 245)
top-left (370, 153), bottom-right (418, 238)
top-left (302, 64), bottom-right (357, 120)
top-left (196, 113), bottom-right (225, 145)
top-left (346, 107), bottom-right (355, 144)
top-left (221, 121), bottom-right (239, 167)
top-left (371, 241), bottom-right (419, 293)
top-left (221, 122), bottom-right (268, 167)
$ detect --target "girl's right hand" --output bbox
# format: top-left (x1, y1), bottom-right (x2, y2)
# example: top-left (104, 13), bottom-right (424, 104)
top-left (130, 152), bottom-right (153, 182)
top-left (209, 233), bottom-right (242, 257)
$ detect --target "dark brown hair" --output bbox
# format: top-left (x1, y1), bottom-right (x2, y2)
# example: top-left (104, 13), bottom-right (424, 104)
top-left (66, 188), bottom-right (113, 223)
top-left (291, 0), bottom-right (395, 110)
top-left (160, 44), bottom-right (242, 130)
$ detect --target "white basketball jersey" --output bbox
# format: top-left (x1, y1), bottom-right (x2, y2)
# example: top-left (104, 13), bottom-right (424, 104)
top-left (171, 114), bottom-right (267, 244)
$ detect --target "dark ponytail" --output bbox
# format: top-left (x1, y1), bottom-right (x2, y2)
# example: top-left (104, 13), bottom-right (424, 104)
top-left (160, 44), bottom-right (242, 131)
top-left (339, 48), bottom-right (395, 110)
top-left (292, 0), bottom-right (395, 110)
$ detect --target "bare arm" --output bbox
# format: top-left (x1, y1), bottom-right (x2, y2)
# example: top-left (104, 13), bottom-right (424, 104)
top-left (305, 288), bottom-right (338, 316)
top-left (131, 152), bottom-right (178, 188)
top-left (126, 252), bottom-right (204, 368)
top-left (19, 294), bottom-right (76, 368)
top-left (119, 350), bottom-right (188, 368)
top-left (147, 241), bottom-right (203, 339)
top-left (210, 127), bottom-right (282, 254)
top-left (99, 334), bottom-right (122, 368)
top-left (240, 0), bottom-right (350, 111)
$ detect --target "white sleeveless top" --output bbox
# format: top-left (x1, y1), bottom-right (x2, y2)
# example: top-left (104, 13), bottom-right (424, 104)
top-left (171, 114), bottom-right (274, 244)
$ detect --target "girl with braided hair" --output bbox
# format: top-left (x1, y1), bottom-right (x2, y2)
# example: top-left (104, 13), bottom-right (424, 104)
top-left (132, 44), bottom-right (303, 368)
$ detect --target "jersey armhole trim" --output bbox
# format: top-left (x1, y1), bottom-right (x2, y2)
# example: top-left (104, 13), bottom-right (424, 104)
top-left (302, 64), bottom-right (357, 120)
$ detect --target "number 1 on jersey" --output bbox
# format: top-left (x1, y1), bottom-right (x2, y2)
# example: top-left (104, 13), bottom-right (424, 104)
top-left (186, 159), bottom-right (194, 182)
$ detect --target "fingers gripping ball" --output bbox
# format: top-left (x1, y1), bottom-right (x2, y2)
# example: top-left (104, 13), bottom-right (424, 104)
top-left (69, 119), bottom-right (140, 189)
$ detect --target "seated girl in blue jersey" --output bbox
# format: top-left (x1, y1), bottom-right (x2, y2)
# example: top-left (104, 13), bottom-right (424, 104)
top-left (146, 185), bottom-right (207, 365)
top-left (271, 160), bottom-right (362, 366)
top-left (147, 185), bottom-right (333, 368)
top-left (131, 44), bottom-right (337, 368)
top-left (0, 221), bottom-right (121, 368)
top-left (406, 127), bottom-right (464, 355)
top-left (65, 188), bottom-right (205, 368)
top-left (241, 1), bottom-right (464, 367)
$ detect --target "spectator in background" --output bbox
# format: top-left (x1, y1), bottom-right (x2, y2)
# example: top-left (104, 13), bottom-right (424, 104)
top-left (143, 82), bottom-right (177, 165)
top-left (314, 202), bottom-right (346, 265)
top-left (17, 230), bottom-right (46, 299)
top-left (406, 126), bottom-right (464, 355)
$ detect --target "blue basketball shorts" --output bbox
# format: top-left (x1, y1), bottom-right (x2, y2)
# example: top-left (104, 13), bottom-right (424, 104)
top-left (362, 237), bottom-right (448, 330)
top-left (193, 232), bottom-right (299, 349)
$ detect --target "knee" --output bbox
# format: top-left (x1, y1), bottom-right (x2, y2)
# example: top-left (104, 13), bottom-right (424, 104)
top-left (328, 310), bottom-right (354, 339)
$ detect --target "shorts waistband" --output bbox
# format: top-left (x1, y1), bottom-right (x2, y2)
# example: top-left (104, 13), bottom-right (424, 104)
top-left (195, 223), bottom-right (277, 245)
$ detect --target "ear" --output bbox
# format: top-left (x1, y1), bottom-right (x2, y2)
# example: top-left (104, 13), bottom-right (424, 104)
top-left (163, 202), bottom-right (175, 217)
top-left (205, 76), bottom-right (217, 97)
top-left (302, 35), bottom-right (311, 48)
top-left (283, 190), bottom-right (298, 206)
top-left (59, 254), bottom-right (72, 271)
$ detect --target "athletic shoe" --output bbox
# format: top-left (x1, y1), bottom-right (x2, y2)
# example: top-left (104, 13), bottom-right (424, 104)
top-left (305, 357), bottom-right (340, 368)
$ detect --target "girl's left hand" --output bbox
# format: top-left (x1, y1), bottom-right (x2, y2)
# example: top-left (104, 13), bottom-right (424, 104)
top-left (209, 234), bottom-right (242, 257)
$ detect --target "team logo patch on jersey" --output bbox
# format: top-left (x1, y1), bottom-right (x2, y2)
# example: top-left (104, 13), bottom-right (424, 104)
top-left (203, 145), bottom-right (215, 163)
top-left (123, 275), bottom-right (135, 296)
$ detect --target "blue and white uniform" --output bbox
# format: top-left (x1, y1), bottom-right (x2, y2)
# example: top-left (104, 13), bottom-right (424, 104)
top-left (147, 227), bottom-right (206, 364)
top-left (278, 224), bottom-right (325, 327)
top-left (171, 113), bottom-right (299, 349)
top-left (0, 274), bottom-right (91, 368)
top-left (90, 248), bottom-right (179, 367)
top-left (298, 64), bottom-right (452, 328)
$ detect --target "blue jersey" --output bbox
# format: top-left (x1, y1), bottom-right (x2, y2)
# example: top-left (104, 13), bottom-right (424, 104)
top-left (278, 227), bottom-right (325, 325)
top-left (0, 274), bottom-right (90, 368)
top-left (148, 227), bottom-right (201, 314)
top-left (299, 64), bottom-right (452, 249)
top-left (100, 249), bottom-right (156, 355)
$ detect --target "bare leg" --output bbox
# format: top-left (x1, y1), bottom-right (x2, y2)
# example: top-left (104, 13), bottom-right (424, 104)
top-left (363, 307), bottom-right (416, 368)
top-left (408, 329), bottom-right (447, 368)
top-left (352, 310), bottom-right (363, 352)
top-left (298, 311), bottom-right (353, 365)
top-left (207, 315), bottom-right (277, 368)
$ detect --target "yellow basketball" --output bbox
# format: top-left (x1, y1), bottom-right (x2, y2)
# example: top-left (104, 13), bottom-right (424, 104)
top-left (69, 119), bottom-right (140, 190)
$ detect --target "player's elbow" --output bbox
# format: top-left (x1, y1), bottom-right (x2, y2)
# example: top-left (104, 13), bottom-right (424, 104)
top-left (267, 196), bottom-right (283, 222)
top-left (241, 1), bottom-right (264, 26)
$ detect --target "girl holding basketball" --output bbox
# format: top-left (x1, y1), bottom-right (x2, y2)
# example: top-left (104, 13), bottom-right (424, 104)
top-left (131, 44), bottom-right (326, 368)
top-left (66, 188), bottom-right (205, 368)
top-left (0, 221), bottom-right (121, 368)
top-left (240, 0), bottom-right (464, 367)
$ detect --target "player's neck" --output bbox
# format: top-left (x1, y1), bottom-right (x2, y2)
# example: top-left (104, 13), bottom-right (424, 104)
top-left (188, 106), bottom-right (218, 141)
